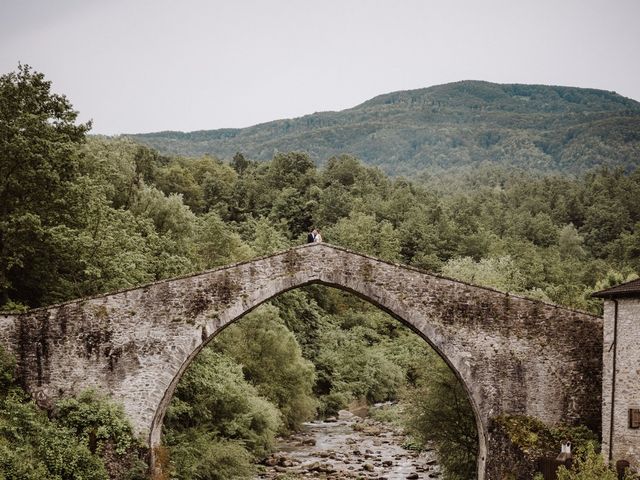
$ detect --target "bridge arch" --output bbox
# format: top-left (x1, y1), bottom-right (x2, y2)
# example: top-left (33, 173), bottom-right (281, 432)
top-left (150, 272), bottom-right (489, 477)
top-left (0, 243), bottom-right (602, 479)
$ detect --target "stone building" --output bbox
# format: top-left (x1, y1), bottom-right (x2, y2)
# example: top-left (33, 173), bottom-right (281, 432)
top-left (594, 278), bottom-right (640, 469)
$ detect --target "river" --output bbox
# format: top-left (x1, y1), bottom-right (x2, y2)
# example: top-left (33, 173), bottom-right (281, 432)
top-left (257, 410), bottom-right (441, 479)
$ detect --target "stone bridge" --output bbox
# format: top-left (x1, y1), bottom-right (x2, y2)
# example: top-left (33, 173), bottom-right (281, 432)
top-left (0, 243), bottom-right (602, 479)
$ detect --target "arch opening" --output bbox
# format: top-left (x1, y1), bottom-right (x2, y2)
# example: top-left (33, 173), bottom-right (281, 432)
top-left (151, 280), bottom-right (487, 480)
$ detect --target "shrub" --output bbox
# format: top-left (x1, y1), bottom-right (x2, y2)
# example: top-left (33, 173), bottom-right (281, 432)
top-left (494, 415), bottom-right (598, 459)
top-left (556, 442), bottom-right (620, 480)
top-left (0, 391), bottom-right (108, 480)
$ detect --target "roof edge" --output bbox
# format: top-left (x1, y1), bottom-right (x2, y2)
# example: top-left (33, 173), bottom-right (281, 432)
top-left (591, 278), bottom-right (640, 299)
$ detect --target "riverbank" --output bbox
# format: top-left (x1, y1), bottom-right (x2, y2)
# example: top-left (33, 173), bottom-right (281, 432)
top-left (257, 410), bottom-right (441, 479)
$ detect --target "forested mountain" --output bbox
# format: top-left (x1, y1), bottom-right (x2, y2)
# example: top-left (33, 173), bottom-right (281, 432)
top-left (129, 81), bottom-right (640, 175)
top-left (2, 67), bottom-right (638, 480)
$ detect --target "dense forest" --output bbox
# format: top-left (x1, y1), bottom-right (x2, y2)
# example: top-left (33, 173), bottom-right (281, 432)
top-left (1, 66), bottom-right (639, 480)
top-left (130, 81), bottom-right (640, 176)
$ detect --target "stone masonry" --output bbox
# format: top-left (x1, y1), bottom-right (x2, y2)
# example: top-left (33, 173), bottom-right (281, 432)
top-left (0, 243), bottom-right (603, 479)
top-left (595, 279), bottom-right (640, 470)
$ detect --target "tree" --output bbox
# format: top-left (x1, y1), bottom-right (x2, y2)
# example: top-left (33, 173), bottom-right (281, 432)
top-left (80, 138), bottom-right (159, 210)
top-left (322, 154), bottom-right (365, 187)
top-left (558, 223), bottom-right (586, 260)
top-left (266, 152), bottom-right (316, 191)
top-left (248, 216), bottom-right (290, 256)
top-left (325, 211), bottom-right (402, 261)
top-left (164, 349), bottom-right (281, 461)
top-left (231, 152), bottom-right (250, 174)
top-left (0, 64), bottom-right (90, 306)
top-left (153, 163), bottom-right (204, 212)
top-left (315, 322), bottom-right (405, 406)
top-left (269, 186), bottom-right (314, 237)
top-left (441, 255), bottom-right (527, 293)
top-left (213, 305), bottom-right (317, 432)
top-left (193, 212), bottom-right (253, 269)
top-left (402, 360), bottom-right (478, 480)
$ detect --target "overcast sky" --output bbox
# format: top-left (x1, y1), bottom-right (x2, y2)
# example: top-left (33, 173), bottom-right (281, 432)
top-left (1, 0), bottom-right (639, 135)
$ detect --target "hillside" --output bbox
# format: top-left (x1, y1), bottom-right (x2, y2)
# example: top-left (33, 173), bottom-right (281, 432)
top-left (128, 81), bottom-right (640, 175)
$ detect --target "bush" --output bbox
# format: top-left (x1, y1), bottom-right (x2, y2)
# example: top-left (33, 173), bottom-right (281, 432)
top-left (213, 305), bottom-right (317, 432)
top-left (166, 434), bottom-right (254, 480)
top-left (556, 442), bottom-right (627, 480)
top-left (495, 415), bottom-right (598, 459)
top-left (402, 361), bottom-right (478, 480)
top-left (0, 391), bottom-right (109, 480)
top-left (164, 349), bottom-right (282, 478)
top-left (0, 348), bottom-right (145, 480)
top-left (54, 390), bottom-right (147, 479)
top-left (55, 390), bottom-right (139, 455)
top-left (317, 391), bottom-right (352, 418)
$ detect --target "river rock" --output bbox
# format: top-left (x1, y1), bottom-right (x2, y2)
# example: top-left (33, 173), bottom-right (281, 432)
top-left (263, 456), bottom-right (277, 466)
top-left (256, 409), bottom-right (441, 480)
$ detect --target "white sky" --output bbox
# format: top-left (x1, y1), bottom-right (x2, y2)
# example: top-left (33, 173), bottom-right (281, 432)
top-left (1, 0), bottom-right (639, 135)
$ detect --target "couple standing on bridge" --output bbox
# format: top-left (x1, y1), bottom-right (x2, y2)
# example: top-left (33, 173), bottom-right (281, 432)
top-left (307, 228), bottom-right (323, 243)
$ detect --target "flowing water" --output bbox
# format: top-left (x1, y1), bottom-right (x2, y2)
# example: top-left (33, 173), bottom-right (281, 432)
top-left (257, 410), bottom-right (441, 479)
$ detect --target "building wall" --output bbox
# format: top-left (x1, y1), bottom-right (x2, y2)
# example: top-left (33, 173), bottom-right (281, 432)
top-left (602, 298), bottom-right (640, 467)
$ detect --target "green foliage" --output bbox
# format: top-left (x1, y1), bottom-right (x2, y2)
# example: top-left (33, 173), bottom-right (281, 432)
top-left (164, 348), bottom-right (281, 478)
top-left (0, 391), bottom-right (109, 480)
top-left (3, 65), bottom-right (640, 480)
top-left (0, 64), bottom-right (90, 306)
top-left (556, 442), bottom-right (630, 480)
top-left (0, 300), bottom-right (28, 314)
top-left (266, 152), bottom-right (316, 191)
top-left (308, 297), bottom-right (441, 417)
top-left (315, 316), bottom-right (405, 406)
top-left (166, 434), bottom-right (254, 480)
top-left (325, 211), bottom-right (401, 261)
top-left (80, 137), bottom-right (160, 209)
top-left (194, 212), bottom-right (253, 269)
top-left (0, 347), bottom-right (144, 480)
top-left (5, 86), bottom-right (637, 313)
top-left (494, 415), bottom-right (598, 459)
top-left (247, 216), bottom-right (291, 256)
top-left (212, 305), bottom-right (317, 432)
top-left (48, 200), bottom-right (160, 299)
top-left (54, 390), bottom-right (138, 455)
top-left (402, 360), bottom-right (478, 480)
top-left (441, 255), bottom-right (527, 293)
top-left (368, 402), bottom-right (403, 425)
top-left (270, 289), bottom-right (327, 360)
